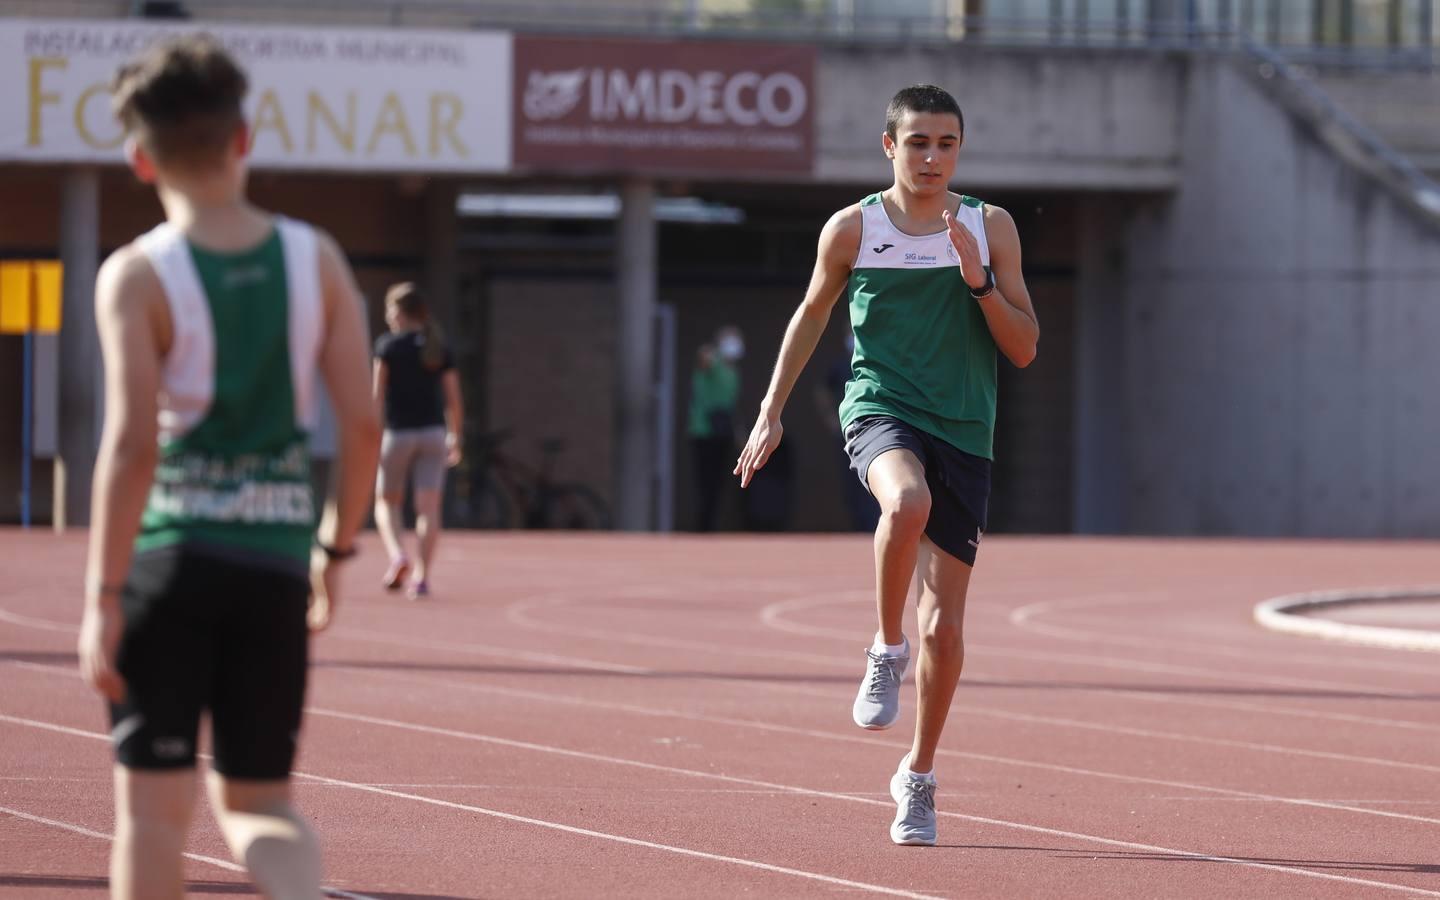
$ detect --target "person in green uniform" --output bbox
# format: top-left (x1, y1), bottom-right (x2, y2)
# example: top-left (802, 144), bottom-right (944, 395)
top-left (688, 328), bottom-right (742, 531)
top-left (734, 84), bottom-right (1039, 846)
top-left (77, 36), bottom-right (381, 898)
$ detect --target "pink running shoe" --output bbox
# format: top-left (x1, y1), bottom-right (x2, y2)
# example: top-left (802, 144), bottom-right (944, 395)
top-left (406, 579), bottom-right (429, 601)
top-left (382, 557), bottom-right (410, 592)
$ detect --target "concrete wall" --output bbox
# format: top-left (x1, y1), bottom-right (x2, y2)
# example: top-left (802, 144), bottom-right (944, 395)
top-left (1315, 68), bottom-right (1440, 178)
top-left (815, 45), bottom-right (1185, 190)
top-left (1077, 55), bottom-right (1440, 537)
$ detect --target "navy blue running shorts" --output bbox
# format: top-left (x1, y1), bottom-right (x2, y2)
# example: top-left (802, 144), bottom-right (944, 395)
top-left (843, 414), bottom-right (991, 566)
top-left (108, 545), bottom-right (309, 779)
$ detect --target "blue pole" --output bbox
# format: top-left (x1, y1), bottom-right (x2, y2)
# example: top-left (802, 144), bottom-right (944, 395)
top-left (21, 330), bottom-right (32, 529)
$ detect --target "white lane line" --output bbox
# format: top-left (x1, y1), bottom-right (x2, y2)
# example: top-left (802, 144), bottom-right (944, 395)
top-left (0, 803), bottom-right (245, 873)
top-left (9, 707), bottom-right (1437, 898)
top-left (321, 664), bottom-right (1440, 828)
top-left (293, 773), bottom-right (943, 900)
top-left (0, 712), bottom-right (937, 899)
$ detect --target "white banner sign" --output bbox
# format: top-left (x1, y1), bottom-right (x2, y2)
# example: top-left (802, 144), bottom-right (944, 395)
top-left (2, 19), bottom-right (511, 173)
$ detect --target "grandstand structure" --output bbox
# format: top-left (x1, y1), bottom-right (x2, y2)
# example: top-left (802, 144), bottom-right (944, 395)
top-left (2, 0), bottom-right (1438, 537)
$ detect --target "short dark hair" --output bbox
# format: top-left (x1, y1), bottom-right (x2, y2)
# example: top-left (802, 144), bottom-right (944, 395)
top-left (885, 84), bottom-right (963, 139)
top-left (111, 34), bottom-right (248, 170)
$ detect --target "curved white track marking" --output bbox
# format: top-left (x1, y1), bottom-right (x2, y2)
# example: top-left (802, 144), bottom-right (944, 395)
top-left (1256, 588), bottom-right (1440, 653)
top-left (7, 709), bottom-right (1437, 898)
top-left (329, 625), bottom-right (652, 675)
top-left (321, 664), bottom-right (1440, 827)
top-left (1010, 594), bottom-right (1440, 675)
top-left (0, 803), bottom-right (385, 900)
top-left (760, 593), bottom-right (873, 639)
top-left (755, 593), bottom-right (1432, 697)
top-left (505, 593), bottom-right (856, 668)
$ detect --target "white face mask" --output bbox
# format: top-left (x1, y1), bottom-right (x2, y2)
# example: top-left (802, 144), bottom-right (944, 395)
top-left (718, 335), bottom-right (745, 361)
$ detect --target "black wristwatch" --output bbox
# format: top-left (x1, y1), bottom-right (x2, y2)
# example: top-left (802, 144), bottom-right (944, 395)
top-left (968, 268), bottom-right (995, 300)
top-left (315, 541), bottom-right (358, 561)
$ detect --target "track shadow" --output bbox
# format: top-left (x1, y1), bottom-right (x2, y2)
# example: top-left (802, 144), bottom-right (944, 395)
top-left (0, 874), bottom-right (254, 893)
top-left (0, 875), bottom-right (482, 899)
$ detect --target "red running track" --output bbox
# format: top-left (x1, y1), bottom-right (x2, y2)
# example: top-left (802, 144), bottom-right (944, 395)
top-left (1, 531), bottom-right (1438, 899)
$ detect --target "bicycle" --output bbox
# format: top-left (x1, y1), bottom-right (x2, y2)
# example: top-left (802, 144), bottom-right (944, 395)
top-left (446, 428), bottom-right (612, 530)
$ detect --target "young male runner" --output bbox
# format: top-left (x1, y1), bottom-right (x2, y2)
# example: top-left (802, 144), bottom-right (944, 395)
top-left (734, 84), bottom-right (1039, 845)
top-left (76, 35), bottom-right (381, 898)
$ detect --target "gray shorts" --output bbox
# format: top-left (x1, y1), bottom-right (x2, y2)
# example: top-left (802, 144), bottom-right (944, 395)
top-left (377, 426), bottom-right (448, 497)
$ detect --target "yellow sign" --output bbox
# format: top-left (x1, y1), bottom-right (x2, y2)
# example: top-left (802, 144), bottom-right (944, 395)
top-left (0, 261), bottom-right (63, 335)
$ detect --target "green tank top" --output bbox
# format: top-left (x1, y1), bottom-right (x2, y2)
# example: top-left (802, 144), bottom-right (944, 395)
top-left (838, 193), bottom-right (997, 459)
top-left (133, 218), bottom-right (325, 568)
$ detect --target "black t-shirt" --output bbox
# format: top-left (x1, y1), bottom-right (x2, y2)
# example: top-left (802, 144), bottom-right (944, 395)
top-left (375, 330), bottom-right (453, 430)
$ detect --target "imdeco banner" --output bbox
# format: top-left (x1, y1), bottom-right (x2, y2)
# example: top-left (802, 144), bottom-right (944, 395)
top-left (2, 19), bottom-right (511, 173)
top-left (514, 35), bottom-right (815, 175)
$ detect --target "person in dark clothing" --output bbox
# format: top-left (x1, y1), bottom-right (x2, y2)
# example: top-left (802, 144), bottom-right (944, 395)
top-left (372, 282), bottom-right (464, 599)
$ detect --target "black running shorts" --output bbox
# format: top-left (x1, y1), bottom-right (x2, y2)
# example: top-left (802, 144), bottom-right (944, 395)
top-left (843, 414), bottom-right (992, 566)
top-left (108, 546), bottom-right (310, 779)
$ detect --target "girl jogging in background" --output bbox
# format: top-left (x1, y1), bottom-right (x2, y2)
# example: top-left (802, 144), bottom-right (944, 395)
top-left (373, 282), bottom-right (464, 600)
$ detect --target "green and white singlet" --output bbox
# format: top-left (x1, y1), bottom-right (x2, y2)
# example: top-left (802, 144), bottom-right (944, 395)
top-left (134, 217), bottom-right (324, 568)
top-left (838, 193), bottom-right (998, 460)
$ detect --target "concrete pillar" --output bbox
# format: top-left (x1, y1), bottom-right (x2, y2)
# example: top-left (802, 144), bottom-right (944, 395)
top-left (615, 179), bottom-right (657, 531)
top-left (1071, 195), bottom-right (1128, 534)
top-left (55, 167), bottom-right (102, 530)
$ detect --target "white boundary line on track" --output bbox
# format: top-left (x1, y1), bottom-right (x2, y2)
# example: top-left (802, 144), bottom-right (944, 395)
top-left (4, 709), bottom-right (1438, 898)
top-left (0, 804), bottom-right (246, 873)
top-left (0, 711), bottom-right (937, 899)
top-left (0, 803), bottom-right (383, 900)
top-left (316, 664), bottom-right (1440, 827)
top-left (10, 656), bottom-right (1439, 830)
top-left (1254, 588), bottom-right (1440, 653)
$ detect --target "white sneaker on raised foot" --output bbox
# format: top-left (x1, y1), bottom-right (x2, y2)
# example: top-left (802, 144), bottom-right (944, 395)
top-left (889, 758), bottom-right (937, 846)
top-left (852, 637), bottom-right (910, 730)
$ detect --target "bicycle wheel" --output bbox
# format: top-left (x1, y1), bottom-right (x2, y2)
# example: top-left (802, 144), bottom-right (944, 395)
top-left (537, 484), bottom-right (612, 530)
top-left (470, 471), bottom-right (518, 529)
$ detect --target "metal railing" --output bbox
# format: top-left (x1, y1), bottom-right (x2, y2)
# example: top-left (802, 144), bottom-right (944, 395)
top-left (12, 0), bottom-right (1406, 67)
top-left (1240, 37), bottom-right (1440, 224)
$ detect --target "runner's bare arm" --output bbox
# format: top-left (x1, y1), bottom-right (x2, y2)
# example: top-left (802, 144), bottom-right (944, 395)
top-left (80, 246), bottom-right (165, 700)
top-left (311, 231), bottom-right (382, 628)
top-left (974, 204), bottom-right (1038, 368)
top-left (734, 205), bottom-right (860, 488)
top-left (441, 369), bottom-right (464, 465)
top-left (372, 358), bottom-right (387, 418)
